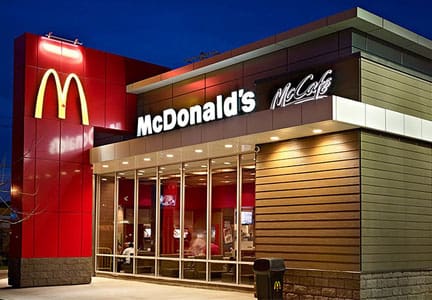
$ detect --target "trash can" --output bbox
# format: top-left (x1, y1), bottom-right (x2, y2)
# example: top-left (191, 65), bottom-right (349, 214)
top-left (253, 258), bottom-right (285, 300)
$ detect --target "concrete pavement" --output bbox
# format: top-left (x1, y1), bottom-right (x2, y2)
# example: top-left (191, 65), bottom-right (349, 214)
top-left (0, 276), bottom-right (256, 300)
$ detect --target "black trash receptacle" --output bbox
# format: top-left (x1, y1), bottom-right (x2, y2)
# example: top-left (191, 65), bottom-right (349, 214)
top-left (253, 258), bottom-right (285, 300)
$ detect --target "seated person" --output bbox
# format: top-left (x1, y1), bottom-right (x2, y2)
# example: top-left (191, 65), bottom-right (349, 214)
top-left (122, 242), bottom-right (134, 264)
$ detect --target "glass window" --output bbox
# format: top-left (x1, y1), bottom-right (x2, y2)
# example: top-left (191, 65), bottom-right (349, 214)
top-left (94, 152), bottom-right (256, 286)
top-left (158, 164), bottom-right (181, 278)
top-left (116, 171), bottom-right (135, 274)
top-left (136, 167), bottom-right (157, 275)
top-left (240, 153), bottom-right (256, 284)
top-left (211, 156), bottom-right (237, 283)
top-left (182, 160), bottom-right (208, 281)
top-left (96, 173), bottom-right (115, 272)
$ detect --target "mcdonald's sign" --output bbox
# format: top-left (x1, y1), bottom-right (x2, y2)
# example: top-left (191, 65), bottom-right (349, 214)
top-left (34, 68), bottom-right (89, 125)
top-left (273, 280), bottom-right (282, 292)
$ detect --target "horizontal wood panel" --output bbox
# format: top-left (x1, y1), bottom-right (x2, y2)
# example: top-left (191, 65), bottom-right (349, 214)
top-left (252, 244), bottom-right (359, 255)
top-left (362, 185), bottom-right (430, 201)
top-left (363, 219), bottom-right (431, 230)
top-left (257, 185), bottom-right (360, 199)
top-left (361, 80), bottom-right (429, 110)
top-left (362, 75), bottom-right (430, 102)
top-left (256, 159), bottom-right (359, 178)
top-left (361, 131), bottom-right (432, 272)
top-left (258, 131), bottom-right (359, 155)
top-left (362, 59), bottom-right (431, 92)
top-left (256, 168), bottom-right (359, 185)
top-left (362, 210), bottom-right (432, 223)
top-left (363, 245), bottom-right (432, 254)
top-left (361, 96), bottom-right (430, 120)
top-left (362, 177), bottom-right (431, 193)
top-left (255, 194), bottom-right (360, 207)
top-left (257, 141), bottom-right (359, 163)
top-left (362, 132), bottom-right (431, 154)
top-left (256, 177), bottom-right (360, 192)
top-left (254, 250), bottom-right (359, 264)
top-left (256, 211), bottom-right (360, 222)
top-left (257, 150), bottom-right (360, 170)
top-left (361, 59), bottom-right (432, 120)
top-left (255, 131), bottom-right (360, 272)
top-left (362, 237), bottom-right (432, 246)
top-left (255, 252), bottom-right (359, 271)
top-left (255, 220), bottom-right (360, 229)
top-left (362, 261), bottom-right (431, 272)
top-left (256, 228), bottom-right (359, 238)
top-left (256, 203), bottom-right (360, 214)
top-left (361, 167), bottom-right (431, 185)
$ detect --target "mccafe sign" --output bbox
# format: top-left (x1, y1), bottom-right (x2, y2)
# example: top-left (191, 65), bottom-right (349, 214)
top-left (137, 89), bottom-right (256, 137)
top-left (270, 69), bottom-right (333, 109)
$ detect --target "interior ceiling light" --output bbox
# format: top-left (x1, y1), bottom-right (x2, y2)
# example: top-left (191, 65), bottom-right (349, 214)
top-left (270, 136), bottom-right (280, 141)
top-left (122, 161), bottom-right (129, 165)
top-left (166, 154), bottom-right (174, 158)
top-left (313, 129), bottom-right (323, 134)
top-left (143, 157), bottom-right (151, 161)
top-left (224, 144), bottom-right (233, 148)
top-left (194, 149), bottom-right (203, 153)
top-left (102, 164), bottom-right (109, 168)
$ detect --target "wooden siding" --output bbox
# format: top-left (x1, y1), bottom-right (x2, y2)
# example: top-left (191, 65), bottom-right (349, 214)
top-left (361, 131), bottom-right (432, 272)
top-left (255, 131), bottom-right (360, 271)
top-left (361, 59), bottom-right (432, 121)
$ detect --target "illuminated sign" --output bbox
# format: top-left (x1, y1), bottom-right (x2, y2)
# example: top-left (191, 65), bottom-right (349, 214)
top-left (270, 69), bottom-right (333, 109)
top-left (34, 68), bottom-right (89, 125)
top-left (137, 89), bottom-right (255, 137)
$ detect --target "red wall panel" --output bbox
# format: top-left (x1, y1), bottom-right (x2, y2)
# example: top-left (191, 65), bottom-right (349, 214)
top-left (11, 32), bottom-right (168, 262)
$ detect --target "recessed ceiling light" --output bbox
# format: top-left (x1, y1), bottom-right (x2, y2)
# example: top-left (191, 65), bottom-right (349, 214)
top-left (270, 136), bottom-right (279, 141)
top-left (201, 165), bottom-right (207, 168)
top-left (225, 144), bottom-right (233, 148)
top-left (122, 161), bottom-right (129, 165)
top-left (166, 154), bottom-right (174, 158)
top-left (143, 157), bottom-right (151, 161)
top-left (313, 129), bottom-right (323, 134)
top-left (101, 178), bottom-right (108, 181)
top-left (102, 164), bottom-right (109, 168)
top-left (224, 162), bottom-right (231, 165)
top-left (194, 149), bottom-right (203, 153)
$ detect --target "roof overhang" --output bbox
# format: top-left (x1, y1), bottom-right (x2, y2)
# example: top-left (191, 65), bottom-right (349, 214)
top-left (127, 7), bottom-right (432, 95)
top-left (90, 96), bottom-right (432, 173)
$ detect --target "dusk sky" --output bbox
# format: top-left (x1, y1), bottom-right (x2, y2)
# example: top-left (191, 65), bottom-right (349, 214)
top-left (0, 0), bottom-right (431, 172)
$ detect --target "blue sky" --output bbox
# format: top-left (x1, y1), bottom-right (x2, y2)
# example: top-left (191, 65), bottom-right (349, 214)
top-left (0, 0), bottom-right (431, 172)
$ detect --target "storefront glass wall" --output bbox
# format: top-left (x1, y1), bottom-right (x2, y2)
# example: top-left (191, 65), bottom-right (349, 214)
top-left (95, 154), bottom-right (255, 286)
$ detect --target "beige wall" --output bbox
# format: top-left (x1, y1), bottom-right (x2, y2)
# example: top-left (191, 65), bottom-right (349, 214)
top-left (361, 58), bottom-right (432, 121)
top-left (361, 131), bottom-right (432, 272)
top-left (255, 131), bottom-right (361, 271)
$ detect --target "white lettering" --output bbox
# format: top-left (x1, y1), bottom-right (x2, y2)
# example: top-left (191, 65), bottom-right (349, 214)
top-left (163, 109), bottom-right (176, 131)
top-left (137, 115), bottom-right (153, 136)
top-left (137, 89), bottom-right (256, 137)
top-left (270, 69), bottom-right (333, 109)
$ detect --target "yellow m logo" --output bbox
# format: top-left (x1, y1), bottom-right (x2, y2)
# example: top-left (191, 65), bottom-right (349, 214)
top-left (34, 68), bottom-right (89, 125)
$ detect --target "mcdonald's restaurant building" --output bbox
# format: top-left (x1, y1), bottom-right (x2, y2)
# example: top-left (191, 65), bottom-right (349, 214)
top-left (10, 7), bottom-right (432, 299)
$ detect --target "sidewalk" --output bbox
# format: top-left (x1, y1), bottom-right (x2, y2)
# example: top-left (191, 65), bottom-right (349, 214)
top-left (0, 276), bottom-right (256, 300)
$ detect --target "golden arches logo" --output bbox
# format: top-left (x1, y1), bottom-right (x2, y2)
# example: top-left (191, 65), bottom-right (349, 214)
top-left (273, 280), bottom-right (282, 291)
top-left (34, 68), bottom-right (89, 125)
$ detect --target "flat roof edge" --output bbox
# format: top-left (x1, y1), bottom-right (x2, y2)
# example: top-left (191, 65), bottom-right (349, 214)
top-left (127, 7), bottom-right (432, 94)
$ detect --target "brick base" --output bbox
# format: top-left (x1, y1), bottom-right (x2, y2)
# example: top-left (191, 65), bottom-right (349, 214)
top-left (360, 270), bottom-right (432, 299)
top-left (284, 269), bottom-right (360, 300)
top-left (8, 257), bottom-right (92, 287)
